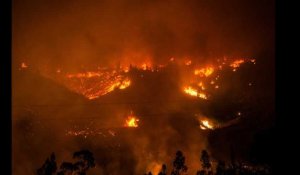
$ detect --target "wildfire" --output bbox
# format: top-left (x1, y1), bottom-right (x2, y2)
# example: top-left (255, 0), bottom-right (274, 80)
top-left (140, 63), bottom-right (153, 71)
top-left (185, 60), bottom-right (192, 66)
top-left (124, 116), bottom-right (139, 128)
top-left (119, 79), bottom-right (131, 89)
top-left (183, 86), bottom-right (207, 99)
top-left (38, 57), bottom-right (255, 101)
top-left (183, 86), bottom-right (198, 97)
top-left (21, 62), bottom-right (28, 69)
top-left (230, 59), bottom-right (245, 68)
top-left (61, 68), bottom-right (133, 99)
top-left (194, 67), bottom-right (214, 77)
top-left (200, 120), bottom-right (214, 130)
top-left (66, 71), bottom-right (101, 78)
top-left (197, 82), bottom-right (205, 90)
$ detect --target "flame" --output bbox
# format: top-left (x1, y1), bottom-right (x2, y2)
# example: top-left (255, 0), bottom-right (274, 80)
top-left (197, 82), bottom-right (205, 90)
top-left (200, 120), bottom-right (214, 130)
top-left (21, 62), bottom-right (28, 69)
top-left (185, 60), bottom-right (192, 66)
top-left (230, 59), bottom-right (245, 68)
top-left (140, 62), bottom-right (153, 71)
top-left (40, 57), bottom-right (255, 100)
top-left (119, 79), bottom-right (131, 89)
top-left (146, 162), bottom-right (163, 175)
top-left (62, 69), bottom-right (132, 99)
top-left (194, 67), bottom-right (214, 77)
top-left (66, 71), bottom-right (101, 78)
top-left (123, 66), bottom-right (130, 73)
top-left (183, 86), bottom-right (198, 97)
top-left (125, 116), bottom-right (139, 128)
top-left (183, 86), bottom-right (207, 99)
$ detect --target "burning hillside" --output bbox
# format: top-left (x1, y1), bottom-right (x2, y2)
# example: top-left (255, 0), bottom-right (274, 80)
top-left (12, 0), bottom-right (274, 174)
top-left (33, 57), bottom-right (256, 102)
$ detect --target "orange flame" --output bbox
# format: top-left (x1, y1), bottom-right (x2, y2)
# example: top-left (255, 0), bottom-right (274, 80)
top-left (119, 79), bottom-right (131, 89)
top-left (66, 71), bottom-right (101, 78)
top-left (185, 60), bottom-right (192, 66)
top-left (21, 62), bottom-right (28, 69)
top-left (183, 86), bottom-right (207, 99)
top-left (125, 116), bottom-right (139, 128)
top-left (194, 67), bottom-right (214, 77)
top-left (200, 120), bottom-right (214, 130)
top-left (230, 59), bottom-right (245, 68)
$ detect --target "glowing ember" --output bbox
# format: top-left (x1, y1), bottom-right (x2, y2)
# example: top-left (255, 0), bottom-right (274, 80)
top-left (125, 116), bottom-right (139, 128)
top-left (194, 67), bottom-right (214, 77)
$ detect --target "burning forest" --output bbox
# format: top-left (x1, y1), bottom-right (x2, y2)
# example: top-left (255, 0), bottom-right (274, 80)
top-left (12, 0), bottom-right (275, 175)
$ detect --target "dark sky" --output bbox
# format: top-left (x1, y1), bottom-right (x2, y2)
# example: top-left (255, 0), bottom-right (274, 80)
top-left (13, 0), bottom-right (274, 71)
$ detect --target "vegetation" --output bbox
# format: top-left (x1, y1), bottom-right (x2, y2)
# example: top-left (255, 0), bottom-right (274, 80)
top-left (37, 150), bottom-right (95, 175)
top-left (37, 149), bottom-right (271, 175)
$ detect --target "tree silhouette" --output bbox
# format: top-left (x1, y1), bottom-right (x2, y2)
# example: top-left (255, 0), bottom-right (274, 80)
top-left (216, 160), bottom-right (225, 175)
top-left (196, 170), bottom-right (205, 175)
top-left (37, 150), bottom-right (95, 175)
top-left (200, 150), bottom-right (211, 170)
top-left (72, 149), bottom-right (95, 174)
top-left (158, 164), bottom-right (167, 175)
top-left (37, 152), bottom-right (57, 175)
top-left (57, 162), bottom-right (74, 175)
top-left (170, 150), bottom-right (188, 175)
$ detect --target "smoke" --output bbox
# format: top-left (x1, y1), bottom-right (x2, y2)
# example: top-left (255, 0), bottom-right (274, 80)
top-left (13, 0), bottom-right (274, 71)
top-left (12, 67), bottom-right (210, 174)
top-left (12, 0), bottom-right (274, 174)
